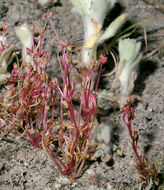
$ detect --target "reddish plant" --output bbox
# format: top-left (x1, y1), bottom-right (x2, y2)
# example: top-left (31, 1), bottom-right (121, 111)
top-left (121, 97), bottom-right (159, 189)
top-left (0, 12), bottom-right (107, 179)
top-left (0, 26), bottom-right (53, 148)
top-left (42, 25), bottom-right (106, 178)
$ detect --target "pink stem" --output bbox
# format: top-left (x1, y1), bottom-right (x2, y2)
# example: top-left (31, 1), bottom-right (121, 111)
top-left (49, 19), bottom-right (60, 43)
top-left (94, 62), bottom-right (103, 96)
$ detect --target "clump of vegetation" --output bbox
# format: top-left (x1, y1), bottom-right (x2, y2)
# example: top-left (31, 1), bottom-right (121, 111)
top-left (0, 12), bottom-right (107, 179)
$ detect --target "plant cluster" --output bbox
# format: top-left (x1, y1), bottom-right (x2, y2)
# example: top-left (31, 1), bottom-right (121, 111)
top-left (0, 12), bottom-right (107, 179)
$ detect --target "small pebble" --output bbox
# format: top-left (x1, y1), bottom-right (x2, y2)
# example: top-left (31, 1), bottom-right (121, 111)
top-left (116, 149), bottom-right (123, 157)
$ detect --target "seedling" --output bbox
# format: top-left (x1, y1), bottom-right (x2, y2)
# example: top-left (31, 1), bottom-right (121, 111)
top-left (121, 97), bottom-right (160, 189)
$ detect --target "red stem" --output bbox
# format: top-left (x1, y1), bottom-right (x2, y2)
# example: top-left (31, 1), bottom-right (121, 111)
top-left (94, 62), bottom-right (103, 96)
top-left (49, 19), bottom-right (60, 43)
top-left (126, 104), bottom-right (148, 179)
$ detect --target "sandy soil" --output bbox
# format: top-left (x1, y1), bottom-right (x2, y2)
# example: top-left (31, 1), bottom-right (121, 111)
top-left (0, 0), bottom-right (164, 189)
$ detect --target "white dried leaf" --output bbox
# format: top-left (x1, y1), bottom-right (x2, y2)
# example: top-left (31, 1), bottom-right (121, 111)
top-left (0, 36), bottom-right (12, 85)
top-left (118, 38), bottom-right (142, 107)
top-left (15, 23), bottom-right (32, 63)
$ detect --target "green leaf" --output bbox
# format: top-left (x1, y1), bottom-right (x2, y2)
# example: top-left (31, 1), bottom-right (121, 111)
top-left (98, 13), bottom-right (128, 45)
